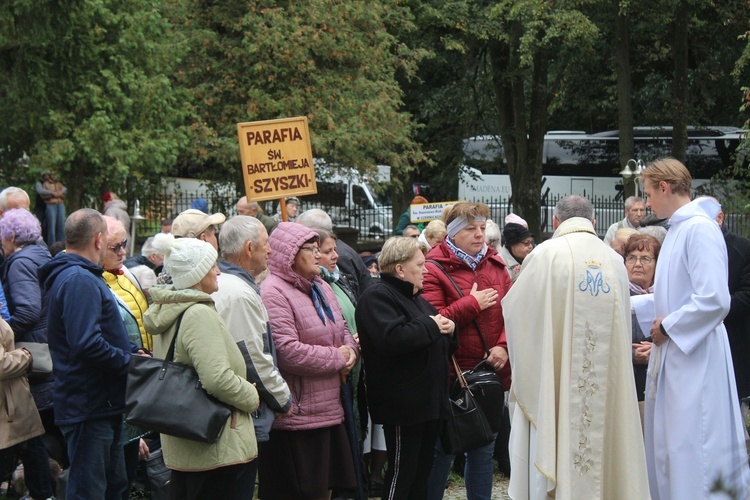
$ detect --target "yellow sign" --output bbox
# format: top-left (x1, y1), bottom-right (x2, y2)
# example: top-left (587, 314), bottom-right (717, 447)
top-left (237, 116), bottom-right (316, 202)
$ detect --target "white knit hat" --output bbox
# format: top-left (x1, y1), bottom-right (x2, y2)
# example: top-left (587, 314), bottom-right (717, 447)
top-left (152, 233), bottom-right (217, 290)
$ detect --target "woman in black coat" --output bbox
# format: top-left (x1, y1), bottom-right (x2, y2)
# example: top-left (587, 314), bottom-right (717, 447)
top-left (355, 237), bottom-right (456, 500)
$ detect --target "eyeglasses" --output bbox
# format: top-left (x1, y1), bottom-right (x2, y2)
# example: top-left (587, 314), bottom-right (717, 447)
top-left (625, 255), bottom-right (654, 265)
top-left (300, 245), bottom-right (321, 255)
top-left (108, 239), bottom-right (128, 253)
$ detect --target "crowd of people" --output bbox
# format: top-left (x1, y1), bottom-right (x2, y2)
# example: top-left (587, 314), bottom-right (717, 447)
top-left (0, 156), bottom-right (748, 500)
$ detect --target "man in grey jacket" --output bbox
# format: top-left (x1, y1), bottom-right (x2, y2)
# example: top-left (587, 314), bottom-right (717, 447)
top-left (212, 215), bottom-right (291, 497)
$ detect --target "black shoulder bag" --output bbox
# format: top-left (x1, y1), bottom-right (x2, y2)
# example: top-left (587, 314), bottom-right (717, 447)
top-left (441, 355), bottom-right (494, 454)
top-left (125, 304), bottom-right (232, 443)
top-left (426, 259), bottom-right (506, 433)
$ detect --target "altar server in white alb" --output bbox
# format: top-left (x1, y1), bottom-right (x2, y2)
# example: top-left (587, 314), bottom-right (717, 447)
top-left (642, 158), bottom-right (749, 499)
top-left (502, 195), bottom-right (649, 500)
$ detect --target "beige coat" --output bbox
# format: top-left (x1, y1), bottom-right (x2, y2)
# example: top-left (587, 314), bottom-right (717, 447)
top-left (0, 318), bottom-right (44, 450)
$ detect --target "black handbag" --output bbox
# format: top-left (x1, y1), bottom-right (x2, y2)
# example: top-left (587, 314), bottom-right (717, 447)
top-left (124, 306), bottom-right (232, 443)
top-left (440, 356), bottom-right (494, 454)
top-left (453, 360), bottom-right (505, 433)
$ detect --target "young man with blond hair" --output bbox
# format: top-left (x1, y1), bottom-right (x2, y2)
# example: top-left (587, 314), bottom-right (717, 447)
top-left (641, 158), bottom-right (749, 499)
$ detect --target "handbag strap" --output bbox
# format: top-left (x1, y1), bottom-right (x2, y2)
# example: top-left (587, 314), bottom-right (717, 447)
top-left (165, 303), bottom-right (209, 362)
top-left (426, 259), bottom-right (491, 356)
top-left (451, 355), bottom-right (473, 394)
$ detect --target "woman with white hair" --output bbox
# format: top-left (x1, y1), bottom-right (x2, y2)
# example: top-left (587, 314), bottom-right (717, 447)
top-left (0, 209), bottom-right (55, 500)
top-left (143, 234), bottom-right (259, 499)
top-left (418, 219), bottom-right (448, 253)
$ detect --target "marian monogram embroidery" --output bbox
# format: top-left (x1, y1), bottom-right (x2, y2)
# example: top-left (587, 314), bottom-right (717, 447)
top-left (578, 260), bottom-right (611, 296)
top-left (573, 322), bottom-right (599, 475)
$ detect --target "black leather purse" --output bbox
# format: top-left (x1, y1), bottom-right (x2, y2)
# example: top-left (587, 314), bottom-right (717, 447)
top-left (453, 359), bottom-right (505, 432)
top-left (440, 356), bottom-right (494, 454)
top-left (125, 305), bottom-right (231, 443)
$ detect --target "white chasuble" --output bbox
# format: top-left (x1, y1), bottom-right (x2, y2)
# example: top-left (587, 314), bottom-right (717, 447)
top-left (503, 217), bottom-right (650, 500)
top-left (645, 198), bottom-right (749, 499)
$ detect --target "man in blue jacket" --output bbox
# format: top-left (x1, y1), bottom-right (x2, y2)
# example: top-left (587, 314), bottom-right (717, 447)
top-left (39, 208), bottom-right (139, 499)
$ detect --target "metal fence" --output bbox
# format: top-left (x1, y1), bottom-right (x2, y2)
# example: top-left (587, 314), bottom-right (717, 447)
top-left (455, 194), bottom-right (750, 239)
top-left (130, 188), bottom-right (750, 246)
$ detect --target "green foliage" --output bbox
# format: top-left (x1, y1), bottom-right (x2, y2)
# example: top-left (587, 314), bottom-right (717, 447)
top-left (1, 0), bottom-right (748, 218)
top-left (548, 0), bottom-right (750, 132)
top-left (173, 0), bottom-right (428, 195)
top-left (0, 0), bottom-right (199, 208)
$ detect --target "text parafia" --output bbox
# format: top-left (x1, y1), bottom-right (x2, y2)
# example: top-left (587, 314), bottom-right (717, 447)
top-left (245, 127), bottom-right (303, 146)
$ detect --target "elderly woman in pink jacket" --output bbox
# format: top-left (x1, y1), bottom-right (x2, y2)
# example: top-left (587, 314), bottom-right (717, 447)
top-left (259, 222), bottom-right (359, 499)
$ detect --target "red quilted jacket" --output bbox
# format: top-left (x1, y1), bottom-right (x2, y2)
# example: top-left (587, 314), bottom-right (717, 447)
top-left (422, 242), bottom-right (512, 389)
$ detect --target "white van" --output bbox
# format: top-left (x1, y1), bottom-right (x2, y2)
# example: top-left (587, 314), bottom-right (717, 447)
top-left (301, 162), bottom-right (393, 239)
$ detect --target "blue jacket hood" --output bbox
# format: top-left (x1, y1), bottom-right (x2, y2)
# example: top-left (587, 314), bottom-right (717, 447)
top-left (39, 252), bottom-right (104, 294)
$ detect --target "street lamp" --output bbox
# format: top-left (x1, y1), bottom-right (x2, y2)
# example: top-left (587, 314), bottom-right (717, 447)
top-left (619, 159), bottom-right (644, 198)
top-left (130, 199), bottom-right (146, 257)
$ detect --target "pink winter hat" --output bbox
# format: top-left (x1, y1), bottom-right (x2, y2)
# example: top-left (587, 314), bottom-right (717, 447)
top-left (505, 213), bottom-right (528, 228)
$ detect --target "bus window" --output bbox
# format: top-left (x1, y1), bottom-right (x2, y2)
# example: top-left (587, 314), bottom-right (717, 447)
top-left (463, 127), bottom-right (745, 200)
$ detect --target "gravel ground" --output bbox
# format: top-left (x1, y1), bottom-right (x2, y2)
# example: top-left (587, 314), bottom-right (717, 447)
top-left (440, 471), bottom-right (510, 500)
top-left (362, 471), bottom-right (510, 499)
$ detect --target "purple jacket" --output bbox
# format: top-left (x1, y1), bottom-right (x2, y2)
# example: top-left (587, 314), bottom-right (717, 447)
top-left (260, 222), bottom-right (358, 431)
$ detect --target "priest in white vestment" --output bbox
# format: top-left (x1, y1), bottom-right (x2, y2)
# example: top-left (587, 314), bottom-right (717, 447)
top-left (502, 195), bottom-right (650, 500)
top-left (641, 158), bottom-right (749, 500)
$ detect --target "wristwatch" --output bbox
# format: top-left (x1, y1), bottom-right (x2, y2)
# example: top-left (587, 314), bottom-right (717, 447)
top-left (659, 323), bottom-right (669, 338)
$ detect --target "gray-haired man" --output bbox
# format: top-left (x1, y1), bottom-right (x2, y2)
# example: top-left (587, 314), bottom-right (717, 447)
top-left (603, 196), bottom-right (646, 245)
top-left (212, 215), bottom-right (291, 497)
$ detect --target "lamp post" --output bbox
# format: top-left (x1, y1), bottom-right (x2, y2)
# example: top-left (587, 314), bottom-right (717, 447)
top-left (130, 199), bottom-right (146, 257)
top-left (619, 159), bottom-right (644, 198)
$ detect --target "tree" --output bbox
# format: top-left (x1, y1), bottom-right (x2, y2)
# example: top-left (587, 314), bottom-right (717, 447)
top-left (0, 0), bottom-right (203, 209)
top-left (170, 0), bottom-right (428, 199)
top-left (615, 0), bottom-right (635, 197)
top-left (414, 0), bottom-right (600, 235)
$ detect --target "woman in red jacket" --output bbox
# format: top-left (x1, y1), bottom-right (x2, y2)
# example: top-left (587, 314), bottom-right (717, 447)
top-left (422, 202), bottom-right (512, 500)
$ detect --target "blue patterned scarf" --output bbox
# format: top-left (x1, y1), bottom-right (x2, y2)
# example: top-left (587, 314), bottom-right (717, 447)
top-left (311, 281), bottom-right (336, 325)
